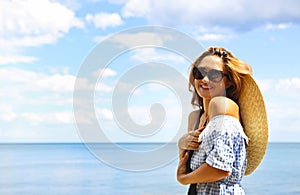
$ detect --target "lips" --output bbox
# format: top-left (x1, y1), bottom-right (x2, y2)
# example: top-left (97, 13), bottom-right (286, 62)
top-left (200, 84), bottom-right (213, 90)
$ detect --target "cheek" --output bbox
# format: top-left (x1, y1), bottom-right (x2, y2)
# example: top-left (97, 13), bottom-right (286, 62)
top-left (193, 80), bottom-right (201, 93)
top-left (194, 80), bottom-right (201, 91)
top-left (217, 82), bottom-right (229, 95)
top-left (222, 81), bottom-right (229, 89)
top-left (219, 81), bottom-right (226, 88)
top-left (213, 80), bottom-right (227, 92)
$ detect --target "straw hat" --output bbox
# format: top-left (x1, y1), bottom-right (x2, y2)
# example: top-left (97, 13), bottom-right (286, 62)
top-left (238, 74), bottom-right (268, 175)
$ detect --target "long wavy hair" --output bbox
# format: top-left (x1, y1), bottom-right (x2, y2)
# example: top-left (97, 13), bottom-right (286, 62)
top-left (189, 47), bottom-right (252, 108)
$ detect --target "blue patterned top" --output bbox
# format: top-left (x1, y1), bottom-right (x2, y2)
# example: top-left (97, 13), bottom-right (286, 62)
top-left (190, 115), bottom-right (248, 195)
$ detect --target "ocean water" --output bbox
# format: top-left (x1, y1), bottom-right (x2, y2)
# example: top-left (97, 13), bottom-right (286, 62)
top-left (0, 143), bottom-right (299, 195)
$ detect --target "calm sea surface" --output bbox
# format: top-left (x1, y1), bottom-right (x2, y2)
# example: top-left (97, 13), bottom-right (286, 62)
top-left (0, 143), bottom-right (299, 195)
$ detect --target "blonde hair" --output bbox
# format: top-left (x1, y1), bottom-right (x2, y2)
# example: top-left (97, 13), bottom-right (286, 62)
top-left (189, 47), bottom-right (252, 108)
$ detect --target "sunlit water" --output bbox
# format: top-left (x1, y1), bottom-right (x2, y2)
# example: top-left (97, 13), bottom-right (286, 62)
top-left (0, 143), bottom-right (299, 195)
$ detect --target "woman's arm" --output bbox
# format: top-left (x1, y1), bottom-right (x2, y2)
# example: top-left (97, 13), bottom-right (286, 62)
top-left (177, 110), bottom-right (202, 158)
top-left (177, 152), bottom-right (230, 185)
top-left (177, 96), bottom-right (239, 184)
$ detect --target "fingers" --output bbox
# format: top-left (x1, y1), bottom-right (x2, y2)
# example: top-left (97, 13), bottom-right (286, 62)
top-left (181, 129), bottom-right (206, 150)
top-left (188, 137), bottom-right (199, 144)
top-left (188, 131), bottom-right (200, 140)
top-left (196, 126), bottom-right (205, 133)
top-left (189, 130), bottom-right (200, 137)
top-left (185, 131), bottom-right (201, 150)
top-left (189, 133), bottom-right (200, 143)
top-left (189, 126), bottom-right (205, 137)
top-left (187, 142), bottom-right (200, 150)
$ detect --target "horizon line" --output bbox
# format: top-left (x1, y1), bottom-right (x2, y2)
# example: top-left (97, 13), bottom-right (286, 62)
top-left (0, 141), bottom-right (299, 144)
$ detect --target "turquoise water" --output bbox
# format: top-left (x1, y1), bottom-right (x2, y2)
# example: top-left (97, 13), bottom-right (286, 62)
top-left (0, 143), bottom-right (299, 195)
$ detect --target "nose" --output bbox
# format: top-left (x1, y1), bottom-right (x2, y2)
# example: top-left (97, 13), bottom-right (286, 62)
top-left (202, 74), bottom-right (210, 82)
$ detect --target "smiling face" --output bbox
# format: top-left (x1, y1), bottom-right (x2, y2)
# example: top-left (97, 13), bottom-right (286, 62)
top-left (194, 55), bottom-right (229, 100)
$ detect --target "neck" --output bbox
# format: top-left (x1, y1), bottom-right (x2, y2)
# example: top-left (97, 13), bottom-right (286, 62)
top-left (202, 98), bottom-right (210, 114)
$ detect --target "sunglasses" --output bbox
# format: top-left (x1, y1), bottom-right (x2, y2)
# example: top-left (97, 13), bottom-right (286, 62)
top-left (192, 67), bottom-right (229, 82)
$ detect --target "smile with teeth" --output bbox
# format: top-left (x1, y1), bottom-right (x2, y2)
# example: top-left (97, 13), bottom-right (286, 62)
top-left (200, 84), bottom-right (213, 90)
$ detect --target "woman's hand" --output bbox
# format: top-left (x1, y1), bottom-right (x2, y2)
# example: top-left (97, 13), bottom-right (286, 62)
top-left (178, 127), bottom-right (205, 151)
top-left (177, 151), bottom-right (189, 184)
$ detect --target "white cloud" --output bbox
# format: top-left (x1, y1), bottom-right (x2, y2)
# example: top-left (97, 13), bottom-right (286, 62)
top-left (0, 68), bottom-right (42, 83)
top-left (121, 0), bottom-right (300, 31)
top-left (96, 108), bottom-right (113, 120)
top-left (2, 34), bottom-right (61, 48)
top-left (264, 23), bottom-right (292, 30)
top-left (88, 0), bottom-right (127, 4)
top-left (0, 104), bottom-right (17, 121)
top-left (73, 109), bottom-right (95, 125)
top-left (0, 68), bottom-right (77, 126)
top-left (127, 106), bottom-right (152, 125)
top-left (276, 77), bottom-right (300, 90)
top-left (92, 68), bottom-right (117, 93)
top-left (36, 74), bottom-right (77, 91)
top-left (107, 0), bottom-right (128, 4)
top-left (256, 79), bottom-right (275, 92)
top-left (52, 0), bottom-right (82, 10)
top-left (86, 12), bottom-right (124, 29)
top-left (121, 0), bottom-right (150, 18)
top-left (0, 0), bottom-right (84, 64)
top-left (93, 68), bottom-right (117, 78)
top-left (93, 35), bottom-right (110, 43)
top-left (130, 48), bottom-right (186, 63)
top-left (21, 112), bottom-right (74, 126)
top-left (0, 55), bottom-right (38, 65)
top-left (0, 67), bottom-right (117, 127)
top-left (0, 0), bottom-right (84, 46)
top-left (0, 68), bottom-right (76, 92)
top-left (196, 33), bottom-right (230, 42)
top-left (95, 83), bottom-right (114, 92)
top-left (266, 101), bottom-right (300, 142)
top-left (107, 32), bottom-right (172, 48)
top-left (256, 78), bottom-right (300, 142)
top-left (0, 68), bottom-right (114, 93)
top-left (257, 78), bottom-right (300, 94)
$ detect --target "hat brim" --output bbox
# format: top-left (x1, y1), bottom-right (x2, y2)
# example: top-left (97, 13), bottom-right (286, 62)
top-left (238, 75), bottom-right (268, 176)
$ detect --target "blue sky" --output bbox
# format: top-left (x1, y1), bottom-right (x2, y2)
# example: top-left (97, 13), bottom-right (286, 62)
top-left (1, 0), bottom-right (300, 143)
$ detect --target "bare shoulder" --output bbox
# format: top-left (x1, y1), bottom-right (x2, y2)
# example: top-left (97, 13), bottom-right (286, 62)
top-left (208, 96), bottom-right (240, 120)
top-left (187, 110), bottom-right (200, 132)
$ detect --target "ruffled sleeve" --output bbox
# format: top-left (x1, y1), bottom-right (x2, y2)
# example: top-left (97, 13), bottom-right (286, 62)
top-left (203, 115), bottom-right (247, 172)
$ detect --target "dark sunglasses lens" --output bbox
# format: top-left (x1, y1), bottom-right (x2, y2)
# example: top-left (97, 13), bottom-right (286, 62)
top-left (193, 67), bottom-right (224, 82)
top-left (193, 67), bottom-right (204, 80)
top-left (208, 70), bottom-right (223, 82)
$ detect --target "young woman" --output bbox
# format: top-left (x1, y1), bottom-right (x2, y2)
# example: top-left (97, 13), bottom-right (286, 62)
top-left (177, 47), bottom-right (267, 194)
